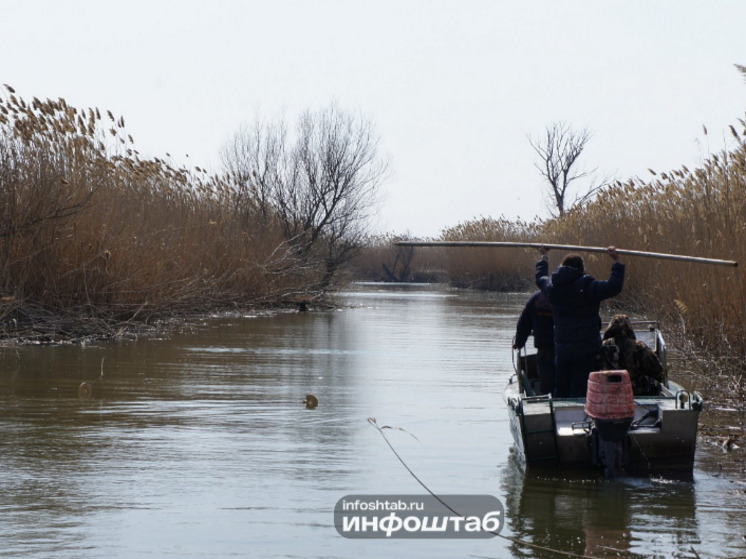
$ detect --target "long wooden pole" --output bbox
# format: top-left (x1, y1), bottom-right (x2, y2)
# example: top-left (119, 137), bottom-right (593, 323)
top-left (395, 240), bottom-right (738, 267)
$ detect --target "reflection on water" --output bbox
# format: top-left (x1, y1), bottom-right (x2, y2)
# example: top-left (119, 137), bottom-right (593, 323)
top-left (0, 283), bottom-right (744, 558)
top-left (501, 452), bottom-right (702, 558)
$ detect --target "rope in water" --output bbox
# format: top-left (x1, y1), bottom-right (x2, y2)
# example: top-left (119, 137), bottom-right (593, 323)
top-left (368, 417), bottom-right (644, 559)
top-left (371, 418), bottom-right (746, 558)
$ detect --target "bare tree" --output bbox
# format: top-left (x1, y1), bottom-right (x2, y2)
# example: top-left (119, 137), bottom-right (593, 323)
top-left (381, 237), bottom-right (414, 282)
top-left (222, 103), bottom-right (388, 288)
top-left (529, 122), bottom-right (598, 217)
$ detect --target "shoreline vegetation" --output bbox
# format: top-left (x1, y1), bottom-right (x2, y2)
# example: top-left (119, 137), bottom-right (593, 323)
top-left (1, 86), bottom-right (743, 469)
top-left (0, 86), bottom-right (384, 344)
top-left (352, 120), bottom-right (746, 465)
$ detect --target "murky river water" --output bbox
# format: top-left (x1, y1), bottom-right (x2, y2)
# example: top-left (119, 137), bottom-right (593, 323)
top-left (0, 284), bottom-right (744, 558)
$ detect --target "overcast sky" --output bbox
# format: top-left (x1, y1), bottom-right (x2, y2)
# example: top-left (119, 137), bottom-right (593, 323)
top-left (4, 1), bottom-right (746, 237)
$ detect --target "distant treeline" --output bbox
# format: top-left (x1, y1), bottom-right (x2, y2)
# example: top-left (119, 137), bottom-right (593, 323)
top-left (0, 87), bottom-right (385, 340)
top-left (353, 118), bottom-right (746, 386)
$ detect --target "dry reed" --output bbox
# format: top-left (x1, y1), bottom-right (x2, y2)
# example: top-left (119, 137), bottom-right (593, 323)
top-left (357, 119), bottom-right (746, 390)
top-left (402, 115), bottom-right (746, 388)
top-left (0, 86), bottom-right (331, 341)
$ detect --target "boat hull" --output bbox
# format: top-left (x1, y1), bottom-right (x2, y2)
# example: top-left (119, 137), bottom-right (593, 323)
top-left (504, 377), bottom-right (701, 480)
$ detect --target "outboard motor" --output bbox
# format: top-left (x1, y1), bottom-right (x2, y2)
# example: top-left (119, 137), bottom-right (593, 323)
top-left (585, 370), bottom-right (635, 478)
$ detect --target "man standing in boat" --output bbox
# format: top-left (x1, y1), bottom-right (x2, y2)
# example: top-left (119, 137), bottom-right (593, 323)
top-left (535, 246), bottom-right (624, 398)
top-left (513, 290), bottom-right (555, 395)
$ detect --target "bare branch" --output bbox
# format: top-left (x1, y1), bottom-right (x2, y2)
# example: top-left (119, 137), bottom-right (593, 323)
top-left (222, 102), bottom-right (389, 288)
top-left (529, 122), bottom-right (594, 216)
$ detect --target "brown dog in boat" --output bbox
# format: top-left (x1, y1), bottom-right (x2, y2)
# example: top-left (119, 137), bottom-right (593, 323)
top-left (601, 314), bottom-right (665, 395)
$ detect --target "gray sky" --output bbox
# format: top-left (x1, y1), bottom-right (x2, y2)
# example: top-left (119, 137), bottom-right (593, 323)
top-left (4, 1), bottom-right (745, 237)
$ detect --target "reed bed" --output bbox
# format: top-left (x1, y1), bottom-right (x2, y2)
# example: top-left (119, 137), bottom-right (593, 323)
top-left (356, 119), bottom-right (746, 406)
top-left (409, 118), bottom-right (746, 391)
top-left (546, 133), bottom-right (746, 394)
top-left (439, 217), bottom-right (543, 290)
top-left (0, 87), bottom-right (328, 341)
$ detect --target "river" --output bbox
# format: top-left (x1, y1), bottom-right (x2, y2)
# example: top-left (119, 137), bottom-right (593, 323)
top-left (0, 283), bottom-right (744, 558)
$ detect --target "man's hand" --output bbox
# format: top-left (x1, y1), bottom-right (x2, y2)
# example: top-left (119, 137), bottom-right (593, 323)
top-left (607, 246), bottom-right (621, 263)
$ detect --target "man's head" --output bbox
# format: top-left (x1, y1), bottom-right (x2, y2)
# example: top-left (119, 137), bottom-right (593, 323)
top-left (561, 253), bottom-right (585, 273)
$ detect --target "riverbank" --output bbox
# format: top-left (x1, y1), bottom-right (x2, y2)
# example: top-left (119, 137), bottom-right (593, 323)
top-left (0, 297), bottom-right (326, 346)
top-left (1, 88), bottom-right (379, 347)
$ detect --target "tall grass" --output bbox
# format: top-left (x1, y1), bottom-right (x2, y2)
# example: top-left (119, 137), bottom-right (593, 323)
top-left (440, 217), bottom-right (543, 290)
top-left (411, 118), bottom-right (746, 385)
top-left (546, 131), bottom-right (746, 390)
top-left (0, 87), bottom-right (326, 339)
top-left (354, 118), bottom-right (746, 399)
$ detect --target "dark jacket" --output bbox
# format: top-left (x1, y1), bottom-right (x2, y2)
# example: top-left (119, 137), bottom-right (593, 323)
top-left (514, 290), bottom-right (554, 349)
top-left (536, 259), bottom-right (625, 355)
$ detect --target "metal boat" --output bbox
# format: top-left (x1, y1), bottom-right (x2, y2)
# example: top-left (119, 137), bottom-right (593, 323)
top-left (503, 321), bottom-right (702, 479)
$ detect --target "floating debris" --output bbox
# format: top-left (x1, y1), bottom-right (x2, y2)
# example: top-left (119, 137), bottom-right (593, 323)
top-left (78, 381), bottom-right (93, 399)
top-left (304, 394), bottom-right (318, 409)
